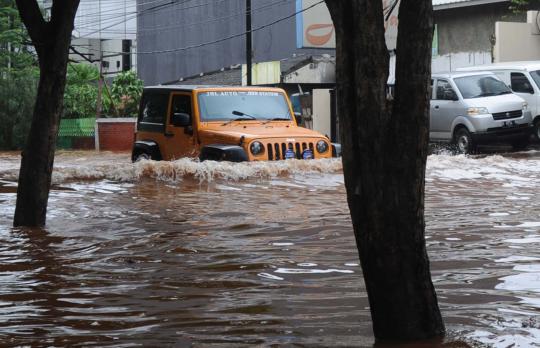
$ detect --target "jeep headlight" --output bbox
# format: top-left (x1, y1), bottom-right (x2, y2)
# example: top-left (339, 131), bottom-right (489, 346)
top-left (467, 107), bottom-right (489, 116)
top-left (522, 102), bottom-right (528, 111)
top-left (250, 141), bottom-right (264, 155)
top-left (316, 140), bottom-right (329, 153)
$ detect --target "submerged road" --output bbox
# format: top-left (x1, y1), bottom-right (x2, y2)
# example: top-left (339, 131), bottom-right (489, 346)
top-left (0, 149), bottom-right (539, 347)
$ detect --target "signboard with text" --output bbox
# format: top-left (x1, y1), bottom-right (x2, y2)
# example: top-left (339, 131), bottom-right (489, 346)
top-left (296, 0), bottom-right (400, 50)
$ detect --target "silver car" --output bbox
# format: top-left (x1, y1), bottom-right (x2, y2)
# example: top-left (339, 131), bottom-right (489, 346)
top-left (431, 72), bottom-right (533, 153)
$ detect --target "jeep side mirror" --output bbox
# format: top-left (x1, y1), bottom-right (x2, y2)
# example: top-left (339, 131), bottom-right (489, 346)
top-left (172, 112), bottom-right (191, 127)
top-left (294, 112), bottom-right (302, 124)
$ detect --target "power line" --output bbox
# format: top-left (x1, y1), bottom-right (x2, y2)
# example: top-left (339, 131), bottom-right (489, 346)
top-left (76, 0), bottom-right (194, 38)
top-left (88, 0), bottom-right (325, 55)
top-left (74, 0), bottom-right (157, 27)
top-left (75, 0), bottom-right (232, 33)
top-left (137, 0), bottom-right (293, 36)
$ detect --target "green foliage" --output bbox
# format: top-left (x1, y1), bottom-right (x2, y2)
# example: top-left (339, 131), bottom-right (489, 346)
top-left (0, 67), bottom-right (39, 149)
top-left (0, 0), bottom-right (39, 150)
top-left (509, 0), bottom-right (540, 13)
top-left (63, 63), bottom-right (100, 119)
top-left (62, 67), bottom-right (143, 119)
top-left (0, 0), bottom-right (142, 149)
top-left (109, 70), bottom-right (143, 117)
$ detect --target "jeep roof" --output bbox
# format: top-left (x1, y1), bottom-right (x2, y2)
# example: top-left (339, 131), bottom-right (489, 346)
top-left (144, 85), bottom-right (284, 91)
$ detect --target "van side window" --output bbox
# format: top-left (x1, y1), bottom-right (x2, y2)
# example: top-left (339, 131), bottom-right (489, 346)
top-left (430, 79), bottom-right (434, 99)
top-left (141, 93), bottom-right (168, 124)
top-left (511, 73), bottom-right (533, 93)
top-left (435, 80), bottom-right (455, 100)
top-left (170, 95), bottom-right (192, 121)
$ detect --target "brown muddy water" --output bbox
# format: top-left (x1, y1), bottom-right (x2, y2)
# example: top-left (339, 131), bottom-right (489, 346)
top-left (0, 150), bottom-right (539, 347)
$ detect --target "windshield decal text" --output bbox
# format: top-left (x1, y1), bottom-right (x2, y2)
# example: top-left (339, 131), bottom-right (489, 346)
top-left (204, 91), bottom-right (279, 97)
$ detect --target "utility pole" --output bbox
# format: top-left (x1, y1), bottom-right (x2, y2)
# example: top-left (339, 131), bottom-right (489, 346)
top-left (246, 0), bottom-right (252, 86)
top-left (96, 0), bottom-right (103, 118)
top-left (96, 40), bottom-right (103, 118)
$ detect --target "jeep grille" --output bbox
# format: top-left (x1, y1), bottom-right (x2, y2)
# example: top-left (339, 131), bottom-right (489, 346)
top-left (266, 142), bottom-right (315, 160)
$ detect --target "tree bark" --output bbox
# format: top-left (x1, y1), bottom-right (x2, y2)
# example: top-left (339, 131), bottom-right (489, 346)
top-left (13, 0), bottom-right (79, 227)
top-left (325, 0), bottom-right (445, 341)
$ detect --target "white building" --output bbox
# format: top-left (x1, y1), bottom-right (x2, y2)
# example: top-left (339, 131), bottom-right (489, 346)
top-left (42, 0), bottom-right (137, 76)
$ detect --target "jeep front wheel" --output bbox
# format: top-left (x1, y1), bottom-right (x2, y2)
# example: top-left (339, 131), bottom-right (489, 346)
top-left (134, 152), bottom-right (151, 162)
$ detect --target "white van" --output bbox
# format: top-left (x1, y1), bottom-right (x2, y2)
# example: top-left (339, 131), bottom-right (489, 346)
top-left (431, 72), bottom-right (532, 154)
top-left (457, 62), bottom-right (540, 141)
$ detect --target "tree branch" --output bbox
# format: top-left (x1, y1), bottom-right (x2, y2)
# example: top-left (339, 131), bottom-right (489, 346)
top-left (50, 0), bottom-right (80, 30)
top-left (14, 0), bottom-right (46, 45)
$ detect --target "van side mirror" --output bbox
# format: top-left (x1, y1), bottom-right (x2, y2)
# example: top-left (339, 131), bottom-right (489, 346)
top-left (172, 112), bottom-right (191, 127)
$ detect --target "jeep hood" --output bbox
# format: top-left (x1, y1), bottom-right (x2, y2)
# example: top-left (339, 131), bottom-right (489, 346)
top-left (199, 122), bottom-right (328, 139)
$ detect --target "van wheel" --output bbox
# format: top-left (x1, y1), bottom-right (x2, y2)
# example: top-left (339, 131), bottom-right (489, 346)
top-left (454, 128), bottom-right (476, 154)
top-left (134, 152), bottom-right (151, 162)
top-left (534, 119), bottom-right (540, 142)
top-left (511, 137), bottom-right (530, 151)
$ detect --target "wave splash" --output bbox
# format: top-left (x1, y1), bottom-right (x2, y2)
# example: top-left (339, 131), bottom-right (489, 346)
top-left (0, 157), bottom-right (343, 184)
top-left (1, 150), bottom-right (539, 184)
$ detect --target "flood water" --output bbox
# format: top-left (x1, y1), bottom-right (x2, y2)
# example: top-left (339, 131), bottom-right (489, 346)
top-left (0, 150), bottom-right (539, 347)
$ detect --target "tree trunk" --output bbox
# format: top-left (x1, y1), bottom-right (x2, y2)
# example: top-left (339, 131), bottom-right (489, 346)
top-left (3, 120), bottom-right (14, 149)
top-left (325, 0), bottom-right (445, 341)
top-left (13, 0), bottom-right (79, 227)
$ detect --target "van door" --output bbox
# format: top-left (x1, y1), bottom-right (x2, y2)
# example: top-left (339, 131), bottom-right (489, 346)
top-left (163, 92), bottom-right (198, 160)
top-left (527, 70), bottom-right (540, 119)
top-left (430, 79), bottom-right (461, 141)
top-left (510, 72), bottom-right (536, 112)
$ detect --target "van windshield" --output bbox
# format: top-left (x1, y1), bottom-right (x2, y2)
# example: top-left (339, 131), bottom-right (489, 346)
top-left (198, 91), bottom-right (292, 122)
top-left (529, 70), bottom-right (540, 89)
top-left (454, 75), bottom-right (512, 99)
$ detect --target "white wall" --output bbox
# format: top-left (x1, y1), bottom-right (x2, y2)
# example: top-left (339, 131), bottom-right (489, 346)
top-left (312, 89), bottom-right (332, 138)
top-left (283, 60), bottom-right (335, 84)
top-left (494, 21), bottom-right (540, 62)
top-left (432, 51), bottom-right (492, 72)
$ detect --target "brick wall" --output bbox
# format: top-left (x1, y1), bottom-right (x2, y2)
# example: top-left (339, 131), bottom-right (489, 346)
top-left (97, 119), bottom-right (136, 151)
top-left (72, 137), bottom-right (95, 150)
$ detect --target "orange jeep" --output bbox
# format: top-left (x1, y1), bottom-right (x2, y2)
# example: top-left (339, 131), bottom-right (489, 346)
top-left (131, 86), bottom-right (341, 162)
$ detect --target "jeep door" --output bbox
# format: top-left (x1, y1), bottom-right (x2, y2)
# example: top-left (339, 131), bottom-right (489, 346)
top-left (163, 92), bottom-right (198, 160)
top-left (137, 91), bottom-right (168, 158)
top-left (430, 78), bottom-right (461, 141)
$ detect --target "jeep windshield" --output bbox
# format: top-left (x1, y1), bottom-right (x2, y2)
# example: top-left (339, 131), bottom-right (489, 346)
top-left (197, 91), bottom-right (292, 122)
top-left (454, 74), bottom-right (512, 99)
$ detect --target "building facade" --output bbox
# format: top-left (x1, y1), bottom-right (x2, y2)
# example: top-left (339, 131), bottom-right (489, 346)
top-left (137, 0), bottom-right (536, 85)
top-left (432, 0), bottom-right (525, 72)
top-left (136, 0), bottom-right (331, 85)
top-left (64, 0), bottom-right (138, 76)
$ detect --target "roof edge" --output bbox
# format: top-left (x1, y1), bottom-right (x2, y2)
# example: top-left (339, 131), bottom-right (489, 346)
top-left (434, 0), bottom-right (509, 11)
